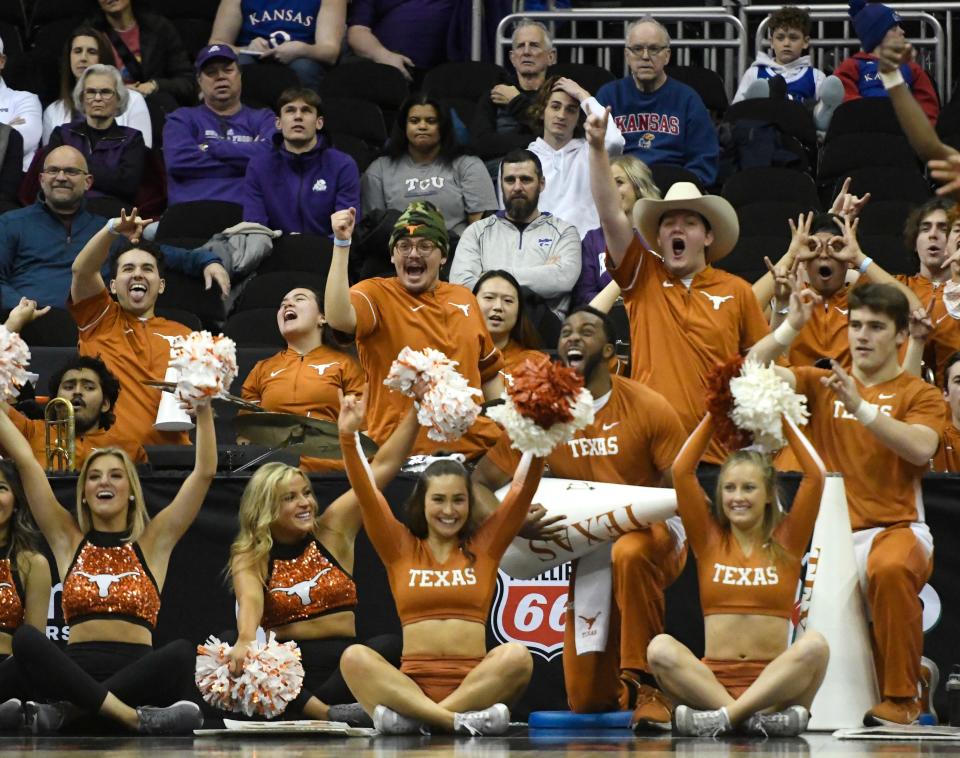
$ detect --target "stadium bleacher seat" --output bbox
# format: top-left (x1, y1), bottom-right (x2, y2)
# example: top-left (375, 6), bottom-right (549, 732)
top-left (233, 271), bottom-right (327, 312)
top-left (323, 97), bottom-right (388, 152)
top-left (837, 166), bottom-right (931, 205)
top-left (155, 201), bottom-right (243, 244)
top-left (666, 65), bottom-right (728, 117)
top-left (859, 234), bottom-right (913, 276)
top-left (737, 202), bottom-right (805, 238)
top-left (156, 268), bottom-right (226, 331)
top-left (320, 61), bottom-right (410, 128)
top-left (238, 62), bottom-right (301, 112)
top-left (19, 308), bottom-right (77, 347)
top-left (722, 98), bottom-right (817, 172)
top-left (717, 234), bottom-right (784, 284)
top-left (857, 201), bottom-right (917, 238)
top-left (825, 98), bottom-right (908, 142)
top-left (223, 309), bottom-right (286, 348)
top-left (546, 62), bottom-right (616, 96)
top-left (422, 61), bottom-right (506, 101)
top-left (156, 307), bottom-right (203, 332)
top-left (818, 134), bottom-right (921, 198)
top-left (650, 164), bottom-right (703, 194)
top-left (722, 167), bottom-right (820, 210)
top-left (257, 234), bottom-right (334, 276)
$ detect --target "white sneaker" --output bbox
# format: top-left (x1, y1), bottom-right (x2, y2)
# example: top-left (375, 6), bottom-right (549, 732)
top-left (372, 704), bottom-right (426, 735)
top-left (673, 705), bottom-right (732, 737)
top-left (920, 656), bottom-right (939, 724)
top-left (452, 703), bottom-right (510, 736)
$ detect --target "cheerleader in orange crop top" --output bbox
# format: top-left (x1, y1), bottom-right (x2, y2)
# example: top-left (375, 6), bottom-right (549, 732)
top-left (337, 392), bottom-right (545, 736)
top-left (0, 398), bottom-right (217, 735)
top-left (225, 400), bottom-right (419, 723)
top-left (647, 413), bottom-right (829, 737)
top-left (0, 459), bottom-right (50, 730)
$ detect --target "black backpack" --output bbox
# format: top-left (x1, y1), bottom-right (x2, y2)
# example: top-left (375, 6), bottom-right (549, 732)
top-left (717, 118), bottom-right (808, 184)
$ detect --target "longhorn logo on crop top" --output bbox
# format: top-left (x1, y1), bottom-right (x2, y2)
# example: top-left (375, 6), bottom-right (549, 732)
top-left (76, 571), bottom-right (140, 598)
top-left (270, 568), bottom-right (332, 605)
top-left (0, 583), bottom-right (11, 591)
top-left (492, 564), bottom-right (570, 660)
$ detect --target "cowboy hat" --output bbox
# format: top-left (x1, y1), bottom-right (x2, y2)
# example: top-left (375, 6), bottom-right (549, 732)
top-left (633, 182), bottom-right (739, 263)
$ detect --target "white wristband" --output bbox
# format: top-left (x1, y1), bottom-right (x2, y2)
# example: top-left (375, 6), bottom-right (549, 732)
top-left (853, 401), bottom-right (879, 426)
top-left (107, 218), bottom-right (121, 235)
top-left (880, 68), bottom-right (905, 90)
top-left (773, 320), bottom-right (800, 346)
top-left (858, 257), bottom-right (873, 275)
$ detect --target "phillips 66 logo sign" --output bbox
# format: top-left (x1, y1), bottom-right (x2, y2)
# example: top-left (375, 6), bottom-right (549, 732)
top-left (491, 564), bottom-right (570, 660)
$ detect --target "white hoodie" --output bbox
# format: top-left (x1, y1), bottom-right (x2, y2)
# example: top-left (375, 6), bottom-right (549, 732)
top-left (732, 51), bottom-right (827, 104)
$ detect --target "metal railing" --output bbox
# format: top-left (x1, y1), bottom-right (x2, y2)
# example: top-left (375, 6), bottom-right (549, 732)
top-left (494, 9), bottom-right (748, 94)
top-left (743, 5), bottom-right (947, 102)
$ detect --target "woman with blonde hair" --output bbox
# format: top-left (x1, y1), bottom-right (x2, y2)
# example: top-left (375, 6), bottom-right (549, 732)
top-left (227, 402), bottom-right (417, 723)
top-left (573, 154), bottom-right (660, 308)
top-left (0, 399), bottom-right (216, 734)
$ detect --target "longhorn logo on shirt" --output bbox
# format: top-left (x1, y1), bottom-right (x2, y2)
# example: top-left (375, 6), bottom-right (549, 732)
top-left (492, 564), bottom-right (570, 660)
top-left (270, 568), bottom-right (332, 605)
top-left (76, 571), bottom-right (140, 597)
top-left (701, 292), bottom-right (734, 311)
top-left (308, 362), bottom-right (338, 376)
top-left (448, 302), bottom-right (470, 317)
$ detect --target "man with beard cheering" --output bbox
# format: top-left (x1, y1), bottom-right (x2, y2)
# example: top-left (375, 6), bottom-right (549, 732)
top-left (472, 305), bottom-right (688, 732)
top-left (324, 201), bottom-right (505, 461)
top-left (450, 148), bottom-right (581, 320)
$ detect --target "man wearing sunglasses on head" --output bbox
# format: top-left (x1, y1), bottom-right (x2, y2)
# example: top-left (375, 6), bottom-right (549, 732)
top-left (324, 201), bottom-right (505, 460)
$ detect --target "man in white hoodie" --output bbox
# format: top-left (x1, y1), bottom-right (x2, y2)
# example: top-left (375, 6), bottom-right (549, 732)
top-left (0, 36), bottom-right (41, 171)
top-left (733, 5), bottom-right (841, 118)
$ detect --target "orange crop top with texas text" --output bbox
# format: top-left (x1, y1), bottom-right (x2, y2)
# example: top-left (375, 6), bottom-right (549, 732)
top-left (262, 537), bottom-right (358, 629)
top-left (61, 531), bottom-right (161, 631)
top-left (672, 414), bottom-right (825, 619)
top-left (0, 556), bottom-right (24, 633)
top-left (341, 431), bottom-right (544, 626)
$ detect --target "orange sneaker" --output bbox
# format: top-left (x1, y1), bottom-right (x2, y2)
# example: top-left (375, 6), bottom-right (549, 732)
top-left (630, 684), bottom-right (673, 732)
top-left (863, 697), bottom-right (922, 726)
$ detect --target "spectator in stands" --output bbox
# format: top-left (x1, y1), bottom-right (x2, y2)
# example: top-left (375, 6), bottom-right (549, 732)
top-left (0, 306), bottom-right (146, 467)
top-left (68, 211), bottom-right (197, 447)
top-left (163, 45), bottom-right (275, 207)
top-left (932, 350), bottom-right (960, 472)
top-left (835, 0), bottom-right (939, 125)
top-left (472, 270), bottom-right (545, 377)
top-left (0, 126), bottom-right (22, 214)
top-left (87, 0), bottom-right (196, 112)
top-left (324, 202), bottom-right (505, 461)
top-left (209, 0), bottom-right (348, 92)
top-left (0, 146), bottom-right (228, 310)
top-left (244, 88), bottom-right (360, 237)
top-left (47, 65), bottom-right (145, 207)
top-left (572, 155), bottom-right (659, 308)
top-left (240, 286), bottom-right (366, 472)
top-left (470, 19), bottom-right (555, 163)
top-left (450, 148), bottom-right (581, 319)
top-left (0, 36), bottom-right (41, 172)
top-left (363, 93), bottom-right (496, 238)
top-left (527, 76), bottom-right (624, 239)
top-left (596, 18), bottom-right (718, 187)
top-left (733, 7), bottom-right (843, 131)
top-left (346, 0), bottom-right (457, 82)
top-left (43, 27), bottom-right (152, 149)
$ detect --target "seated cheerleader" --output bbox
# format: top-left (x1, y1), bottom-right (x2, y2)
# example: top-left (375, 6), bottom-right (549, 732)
top-left (0, 399), bottom-right (216, 734)
top-left (648, 411), bottom-right (829, 737)
top-left (338, 393), bottom-right (546, 736)
top-left (0, 460), bottom-right (51, 728)
top-left (227, 401), bottom-right (419, 723)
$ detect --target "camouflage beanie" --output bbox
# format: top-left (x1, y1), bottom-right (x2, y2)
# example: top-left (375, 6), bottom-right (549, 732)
top-left (389, 201), bottom-right (449, 255)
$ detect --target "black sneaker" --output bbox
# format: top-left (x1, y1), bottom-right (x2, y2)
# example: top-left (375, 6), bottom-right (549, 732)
top-left (136, 700), bottom-right (203, 735)
top-left (0, 698), bottom-right (23, 730)
top-left (24, 701), bottom-right (68, 734)
top-left (328, 702), bottom-right (373, 727)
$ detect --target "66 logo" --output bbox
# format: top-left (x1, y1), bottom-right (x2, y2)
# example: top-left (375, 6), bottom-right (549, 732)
top-left (491, 564), bottom-right (570, 660)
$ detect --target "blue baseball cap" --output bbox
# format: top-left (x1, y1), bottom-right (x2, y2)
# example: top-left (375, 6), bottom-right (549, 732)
top-left (195, 44), bottom-right (238, 72)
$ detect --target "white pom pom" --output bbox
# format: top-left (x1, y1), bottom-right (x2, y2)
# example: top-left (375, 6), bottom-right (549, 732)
top-left (168, 331), bottom-right (238, 410)
top-left (384, 347), bottom-right (481, 441)
top-left (487, 388), bottom-right (594, 456)
top-left (729, 359), bottom-right (809, 451)
top-left (0, 326), bottom-right (31, 401)
top-left (195, 632), bottom-right (304, 718)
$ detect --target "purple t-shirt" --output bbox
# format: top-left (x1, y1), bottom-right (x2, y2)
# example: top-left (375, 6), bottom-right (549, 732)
top-left (347, 0), bottom-right (455, 70)
top-left (572, 227), bottom-right (647, 307)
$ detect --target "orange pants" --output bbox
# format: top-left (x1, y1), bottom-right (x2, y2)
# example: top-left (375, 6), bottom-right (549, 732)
top-left (562, 524), bottom-right (687, 712)
top-left (400, 655), bottom-right (483, 703)
top-left (703, 659), bottom-right (769, 699)
top-left (865, 525), bottom-right (933, 699)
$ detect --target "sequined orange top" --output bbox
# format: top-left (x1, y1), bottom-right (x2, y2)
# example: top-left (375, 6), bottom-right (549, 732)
top-left (61, 531), bottom-right (161, 631)
top-left (673, 415), bottom-right (825, 619)
top-left (342, 431), bottom-right (544, 627)
top-left (262, 537), bottom-right (357, 629)
top-left (0, 557), bottom-right (24, 633)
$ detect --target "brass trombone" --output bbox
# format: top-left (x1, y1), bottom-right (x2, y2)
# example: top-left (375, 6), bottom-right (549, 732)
top-left (45, 397), bottom-right (76, 472)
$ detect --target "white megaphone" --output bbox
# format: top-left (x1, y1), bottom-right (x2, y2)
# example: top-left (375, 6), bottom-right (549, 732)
top-left (801, 474), bottom-right (879, 730)
top-left (153, 366), bottom-right (194, 432)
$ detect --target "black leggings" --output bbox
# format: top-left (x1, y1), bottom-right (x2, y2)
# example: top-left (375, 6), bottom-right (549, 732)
top-left (0, 652), bottom-right (29, 703)
top-left (219, 631), bottom-right (401, 717)
top-left (12, 626), bottom-right (196, 712)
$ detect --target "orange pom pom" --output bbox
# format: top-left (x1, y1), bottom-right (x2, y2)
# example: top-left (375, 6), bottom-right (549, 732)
top-left (704, 354), bottom-right (751, 450)
top-left (507, 359), bottom-right (585, 429)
